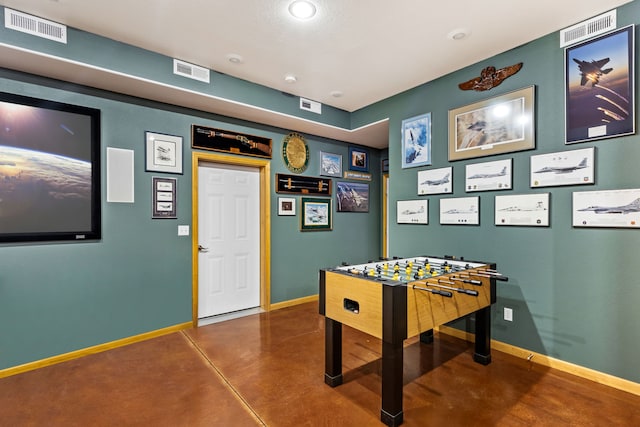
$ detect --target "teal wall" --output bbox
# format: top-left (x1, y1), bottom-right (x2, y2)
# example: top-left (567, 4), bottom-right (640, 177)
top-left (355, 2), bottom-right (640, 383)
top-left (0, 1), bottom-right (638, 386)
top-left (0, 75), bottom-right (381, 370)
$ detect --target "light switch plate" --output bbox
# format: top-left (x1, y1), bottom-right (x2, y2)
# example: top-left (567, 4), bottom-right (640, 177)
top-left (178, 225), bottom-right (190, 236)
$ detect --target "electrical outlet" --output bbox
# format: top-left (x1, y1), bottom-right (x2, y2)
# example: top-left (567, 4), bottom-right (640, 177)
top-left (504, 307), bottom-right (513, 322)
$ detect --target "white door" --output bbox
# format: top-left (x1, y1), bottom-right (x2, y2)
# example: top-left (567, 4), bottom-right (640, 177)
top-left (198, 162), bottom-right (261, 318)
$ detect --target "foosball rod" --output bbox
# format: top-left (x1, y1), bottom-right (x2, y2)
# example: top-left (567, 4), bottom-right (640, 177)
top-left (449, 276), bottom-right (483, 286)
top-left (411, 284), bottom-right (453, 298)
top-left (423, 279), bottom-right (479, 296)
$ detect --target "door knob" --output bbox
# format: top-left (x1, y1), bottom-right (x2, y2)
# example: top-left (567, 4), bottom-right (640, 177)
top-left (198, 245), bottom-right (209, 253)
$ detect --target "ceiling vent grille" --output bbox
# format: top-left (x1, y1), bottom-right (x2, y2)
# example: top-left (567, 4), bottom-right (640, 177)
top-left (173, 59), bottom-right (210, 83)
top-left (4, 7), bottom-right (67, 43)
top-left (300, 97), bottom-right (322, 114)
top-left (560, 10), bottom-right (616, 48)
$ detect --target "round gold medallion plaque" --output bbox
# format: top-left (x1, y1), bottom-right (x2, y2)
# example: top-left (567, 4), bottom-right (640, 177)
top-left (282, 132), bottom-right (309, 173)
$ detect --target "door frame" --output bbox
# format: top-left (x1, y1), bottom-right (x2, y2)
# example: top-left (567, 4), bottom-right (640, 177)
top-left (382, 173), bottom-right (389, 258)
top-left (191, 152), bottom-right (271, 327)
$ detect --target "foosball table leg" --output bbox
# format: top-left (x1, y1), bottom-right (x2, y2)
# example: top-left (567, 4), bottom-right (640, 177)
top-left (420, 329), bottom-right (434, 344)
top-left (473, 305), bottom-right (492, 365)
top-left (324, 317), bottom-right (343, 386)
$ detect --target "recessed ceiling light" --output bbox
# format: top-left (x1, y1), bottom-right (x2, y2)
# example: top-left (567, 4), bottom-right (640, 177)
top-left (284, 74), bottom-right (298, 83)
top-left (447, 28), bottom-right (470, 41)
top-left (288, 1), bottom-right (317, 20)
top-left (226, 53), bottom-right (244, 64)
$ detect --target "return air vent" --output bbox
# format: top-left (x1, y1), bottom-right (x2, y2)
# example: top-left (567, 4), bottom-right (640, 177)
top-left (173, 59), bottom-right (210, 83)
top-left (559, 10), bottom-right (616, 48)
top-left (4, 7), bottom-right (67, 43)
top-left (300, 97), bottom-right (322, 114)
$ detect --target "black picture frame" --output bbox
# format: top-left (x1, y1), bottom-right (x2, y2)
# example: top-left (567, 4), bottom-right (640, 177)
top-left (565, 25), bottom-right (635, 144)
top-left (348, 146), bottom-right (369, 172)
top-left (0, 91), bottom-right (101, 243)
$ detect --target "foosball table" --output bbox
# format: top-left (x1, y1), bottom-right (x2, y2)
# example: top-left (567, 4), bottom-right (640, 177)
top-left (319, 255), bottom-right (507, 427)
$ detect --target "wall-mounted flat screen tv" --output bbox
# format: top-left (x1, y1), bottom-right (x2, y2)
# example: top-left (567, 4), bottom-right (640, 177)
top-left (0, 92), bottom-right (101, 243)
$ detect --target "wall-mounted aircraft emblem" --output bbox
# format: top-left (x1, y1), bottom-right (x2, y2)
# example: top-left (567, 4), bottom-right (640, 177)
top-left (458, 62), bottom-right (523, 91)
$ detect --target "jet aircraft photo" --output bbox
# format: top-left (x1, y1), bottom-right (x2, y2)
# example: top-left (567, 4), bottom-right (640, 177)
top-left (573, 57), bottom-right (613, 87)
top-left (421, 173), bottom-right (450, 186)
top-left (534, 158), bottom-right (588, 174)
top-left (578, 198), bottom-right (640, 214)
top-left (468, 167), bottom-right (507, 179)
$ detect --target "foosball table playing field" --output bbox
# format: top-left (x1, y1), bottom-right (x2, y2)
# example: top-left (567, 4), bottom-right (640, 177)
top-left (319, 255), bottom-right (507, 427)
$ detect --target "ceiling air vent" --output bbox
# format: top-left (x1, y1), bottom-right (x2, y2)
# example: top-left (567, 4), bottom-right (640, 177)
top-left (4, 7), bottom-right (67, 43)
top-left (560, 10), bottom-right (616, 48)
top-left (173, 59), bottom-right (210, 83)
top-left (300, 97), bottom-right (322, 114)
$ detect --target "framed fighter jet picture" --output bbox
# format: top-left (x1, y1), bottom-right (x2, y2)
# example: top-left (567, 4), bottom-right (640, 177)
top-left (417, 167), bottom-right (452, 195)
top-left (448, 86), bottom-right (535, 161)
top-left (401, 113), bottom-right (432, 168)
top-left (397, 200), bottom-right (428, 224)
top-left (465, 158), bottom-right (512, 192)
top-left (495, 193), bottom-right (549, 227)
top-left (572, 188), bottom-right (640, 228)
top-left (565, 25), bottom-right (635, 144)
top-left (530, 147), bottom-right (595, 188)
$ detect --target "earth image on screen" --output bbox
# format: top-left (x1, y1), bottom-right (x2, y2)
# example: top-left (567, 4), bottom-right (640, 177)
top-left (0, 144), bottom-right (92, 233)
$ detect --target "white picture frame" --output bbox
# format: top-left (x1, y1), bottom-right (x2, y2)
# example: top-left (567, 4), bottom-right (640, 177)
top-left (397, 200), bottom-right (428, 224)
top-left (440, 197), bottom-right (479, 225)
top-left (495, 193), bottom-right (549, 226)
top-left (531, 147), bottom-right (595, 188)
top-left (465, 158), bottom-right (512, 192)
top-left (418, 167), bottom-right (452, 195)
top-left (572, 188), bottom-right (640, 228)
top-left (145, 131), bottom-right (183, 174)
top-left (278, 197), bottom-right (296, 216)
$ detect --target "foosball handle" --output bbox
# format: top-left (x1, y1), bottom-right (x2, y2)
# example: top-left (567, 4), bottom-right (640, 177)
top-left (433, 289), bottom-right (453, 297)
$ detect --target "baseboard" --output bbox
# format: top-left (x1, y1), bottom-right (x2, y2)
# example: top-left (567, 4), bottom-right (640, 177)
top-left (0, 321), bottom-right (192, 379)
top-left (270, 294), bottom-right (319, 311)
top-left (437, 325), bottom-right (640, 397)
top-left (1, 295), bottom-right (320, 379)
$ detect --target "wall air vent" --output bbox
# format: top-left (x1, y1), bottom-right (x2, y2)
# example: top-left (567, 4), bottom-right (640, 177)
top-left (173, 59), bottom-right (210, 84)
top-left (560, 10), bottom-right (616, 48)
top-left (4, 7), bottom-right (67, 43)
top-left (300, 97), bottom-right (322, 114)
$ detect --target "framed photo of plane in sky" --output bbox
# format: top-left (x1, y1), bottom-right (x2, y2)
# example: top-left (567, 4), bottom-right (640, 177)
top-left (448, 86), bottom-right (535, 161)
top-left (401, 113), bottom-right (432, 168)
top-left (300, 197), bottom-right (332, 231)
top-left (565, 25), bottom-right (635, 144)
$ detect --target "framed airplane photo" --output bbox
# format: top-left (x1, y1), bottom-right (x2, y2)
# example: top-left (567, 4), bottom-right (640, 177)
top-left (565, 25), bottom-right (635, 144)
top-left (401, 113), bottom-right (432, 168)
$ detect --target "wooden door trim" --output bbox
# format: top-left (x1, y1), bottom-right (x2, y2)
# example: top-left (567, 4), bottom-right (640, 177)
top-left (191, 152), bottom-right (271, 327)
